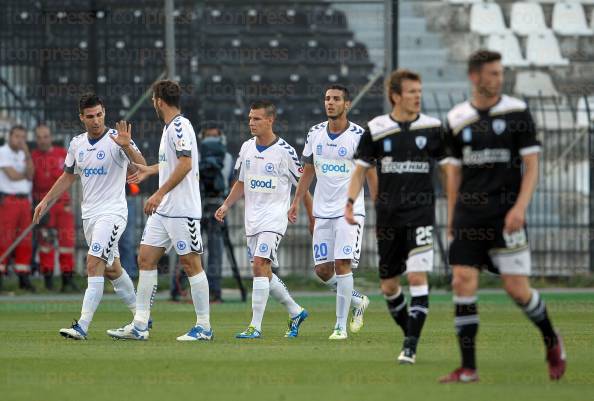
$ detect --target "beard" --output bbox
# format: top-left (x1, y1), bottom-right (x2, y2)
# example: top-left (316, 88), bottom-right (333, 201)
top-left (154, 106), bottom-right (163, 121)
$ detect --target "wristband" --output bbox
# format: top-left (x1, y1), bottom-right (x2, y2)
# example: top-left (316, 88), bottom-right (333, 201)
top-left (347, 197), bottom-right (355, 205)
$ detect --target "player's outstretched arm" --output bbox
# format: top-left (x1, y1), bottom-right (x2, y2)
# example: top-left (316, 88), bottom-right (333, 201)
top-left (288, 163), bottom-right (315, 224)
top-left (215, 180), bottom-right (244, 222)
top-left (144, 156), bottom-right (191, 215)
top-left (345, 164), bottom-right (368, 225)
top-left (365, 167), bottom-right (378, 202)
top-left (127, 163), bottom-right (158, 184)
top-left (443, 163), bottom-right (461, 240)
top-left (33, 172), bottom-right (76, 224)
top-left (505, 153), bottom-right (539, 234)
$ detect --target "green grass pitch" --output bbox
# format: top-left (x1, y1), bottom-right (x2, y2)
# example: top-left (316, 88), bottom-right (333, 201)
top-left (1, 292), bottom-right (592, 401)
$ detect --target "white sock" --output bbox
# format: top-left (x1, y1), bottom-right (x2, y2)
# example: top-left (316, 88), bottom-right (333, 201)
top-left (78, 276), bottom-right (105, 332)
top-left (133, 269), bottom-right (158, 331)
top-left (110, 269), bottom-right (136, 315)
top-left (322, 273), bottom-right (365, 308)
top-left (250, 277), bottom-right (270, 332)
top-left (269, 273), bottom-right (302, 318)
top-left (188, 271), bottom-right (210, 329)
top-left (336, 273), bottom-right (354, 331)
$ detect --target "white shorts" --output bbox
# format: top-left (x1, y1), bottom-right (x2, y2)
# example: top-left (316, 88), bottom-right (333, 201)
top-left (83, 214), bottom-right (127, 267)
top-left (141, 213), bottom-right (203, 255)
top-left (246, 231), bottom-right (282, 268)
top-left (312, 216), bottom-right (364, 268)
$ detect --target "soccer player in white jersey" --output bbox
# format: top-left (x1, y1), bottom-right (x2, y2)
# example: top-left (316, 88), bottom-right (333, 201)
top-left (289, 85), bottom-right (377, 340)
top-left (108, 80), bottom-right (213, 341)
top-left (32, 93), bottom-right (146, 340)
top-left (215, 100), bottom-right (310, 339)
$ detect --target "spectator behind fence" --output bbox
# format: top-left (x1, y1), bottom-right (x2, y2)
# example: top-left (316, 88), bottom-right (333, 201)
top-left (199, 126), bottom-right (234, 303)
top-left (31, 124), bottom-right (77, 292)
top-left (0, 125), bottom-right (35, 292)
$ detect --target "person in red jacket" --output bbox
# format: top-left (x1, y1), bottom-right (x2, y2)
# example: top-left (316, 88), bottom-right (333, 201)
top-left (0, 125), bottom-right (35, 292)
top-left (31, 124), bottom-right (77, 291)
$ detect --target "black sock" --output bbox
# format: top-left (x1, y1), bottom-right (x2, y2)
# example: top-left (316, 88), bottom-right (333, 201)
top-left (455, 297), bottom-right (479, 370)
top-left (406, 293), bottom-right (429, 351)
top-left (519, 290), bottom-right (558, 349)
top-left (385, 290), bottom-right (408, 335)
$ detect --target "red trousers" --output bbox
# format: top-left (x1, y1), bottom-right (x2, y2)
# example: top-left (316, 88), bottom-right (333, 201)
top-left (38, 200), bottom-right (74, 274)
top-left (0, 195), bottom-right (32, 274)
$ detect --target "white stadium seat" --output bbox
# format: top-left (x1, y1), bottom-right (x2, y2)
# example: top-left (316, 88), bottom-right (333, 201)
top-left (487, 32), bottom-right (529, 67)
top-left (470, 3), bottom-right (506, 35)
top-left (526, 30), bottom-right (570, 66)
top-left (511, 2), bottom-right (548, 36)
top-left (514, 71), bottom-right (559, 98)
top-left (553, 2), bottom-right (593, 36)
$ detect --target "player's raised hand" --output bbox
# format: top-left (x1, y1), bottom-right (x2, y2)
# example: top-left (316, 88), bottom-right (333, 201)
top-left (112, 120), bottom-right (132, 147)
top-left (127, 163), bottom-right (151, 184)
top-left (214, 204), bottom-right (228, 222)
top-left (32, 200), bottom-right (48, 225)
top-left (288, 202), bottom-right (299, 224)
top-left (144, 191), bottom-right (163, 215)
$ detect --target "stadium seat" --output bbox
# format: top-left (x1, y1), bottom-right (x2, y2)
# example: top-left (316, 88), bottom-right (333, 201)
top-left (514, 71), bottom-right (559, 98)
top-left (470, 3), bottom-right (506, 35)
top-left (526, 30), bottom-right (570, 66)
top-left (510, 2), bottom-right (548, 36)
top-left (552, 2), bottom-right (593, 36)
top-left (487, 32), bottom-right (529, 67)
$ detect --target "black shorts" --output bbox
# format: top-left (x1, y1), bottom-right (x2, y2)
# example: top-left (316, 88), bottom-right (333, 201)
top-left (449, 218), bottom-right (531, 275)
top-left (377, 225), bottom-right (434, 279)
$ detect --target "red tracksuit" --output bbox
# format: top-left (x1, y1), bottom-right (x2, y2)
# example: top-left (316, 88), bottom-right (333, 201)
top-left (0, 145), bottom-right (32, 274)
top-left (31, 146), bottom-right (74, 274)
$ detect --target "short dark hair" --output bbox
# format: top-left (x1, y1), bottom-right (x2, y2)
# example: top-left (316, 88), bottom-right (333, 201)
top-left (9, 124), bottom-right (26, 136)
top-left (250, 100), bottom-right (276, 119)
top-left (386, 69), bottom-right (422, 106)
top-left (325, 84), bottom-right (350, 101)
top-left (468, 50), bottom-right (502, 73)
top-left (79, 93), bottom-right (104, 114)
top-left (152, 80), bottom-right (181, 108)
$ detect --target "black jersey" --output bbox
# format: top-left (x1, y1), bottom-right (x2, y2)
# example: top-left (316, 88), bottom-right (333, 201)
top-left (354, 113), bottom-right (447, 227)
top-left (445, 95), bottom-right (541, 221)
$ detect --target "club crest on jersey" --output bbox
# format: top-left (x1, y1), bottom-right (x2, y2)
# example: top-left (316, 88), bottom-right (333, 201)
top-left (265, 163), bottom-right (274, 173)
top-left (383, 139), bottom-right (392, 153)
top-left (415, 136), bottom-right (427, 150)
top-left (97, 150), bottom-right (105, 160)
top-left (338, 147), bottom-right (347, 157)
top-left (462, 127), bottom-right (472, 143)
top-left (492, 119), bottom-right (506, 135)
top-left (176, 241), bottom-right (187, 251)
top-left (316, 144), bottom-right (323, 155)
top-left (78, 151), bottom-right (84, 162)
top-left (259, 243), bottom-right (269, 253)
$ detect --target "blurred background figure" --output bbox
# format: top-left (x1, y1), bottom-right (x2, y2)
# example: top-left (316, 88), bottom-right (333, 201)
top-left (0, 125), bottom-right (35, 292)
top-left (199, 126), bottom-right (234, 303)
top-left (31, 124), bottom-right (77, 292)
top-left (118, 182), bottom-right (141, 280)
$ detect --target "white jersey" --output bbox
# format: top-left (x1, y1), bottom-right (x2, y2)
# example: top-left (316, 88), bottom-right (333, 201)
top-left (235, 136), bottom-right (302, 236)
top-left (0, 144), bottom-right (32, 195)
top-left (156, 114), bottom-right (202, 219)
top-left (64, 128), bottom-right (138, 220)
top-left (302, 121), bottom-right (366, 218)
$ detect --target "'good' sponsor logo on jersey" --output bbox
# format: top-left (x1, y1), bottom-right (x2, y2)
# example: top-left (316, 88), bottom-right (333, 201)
top-left (247, 175), bottom-right (278, 193)
top-left (315, 158), bottom-right (351, 177)
top-left (82, 166), bottom-right (108, 177)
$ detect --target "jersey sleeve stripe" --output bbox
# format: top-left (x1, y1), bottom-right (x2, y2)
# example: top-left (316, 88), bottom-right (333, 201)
top-left (176, 149), bottom-right (191, 158)
top-left (519, 146), bottom-right (541, 156)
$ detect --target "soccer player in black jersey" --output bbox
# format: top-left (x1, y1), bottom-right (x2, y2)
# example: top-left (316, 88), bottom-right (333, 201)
top-left (345, 69), bottom-right (449, 364)
top-left (439, 50), bottom-right (566, 383)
